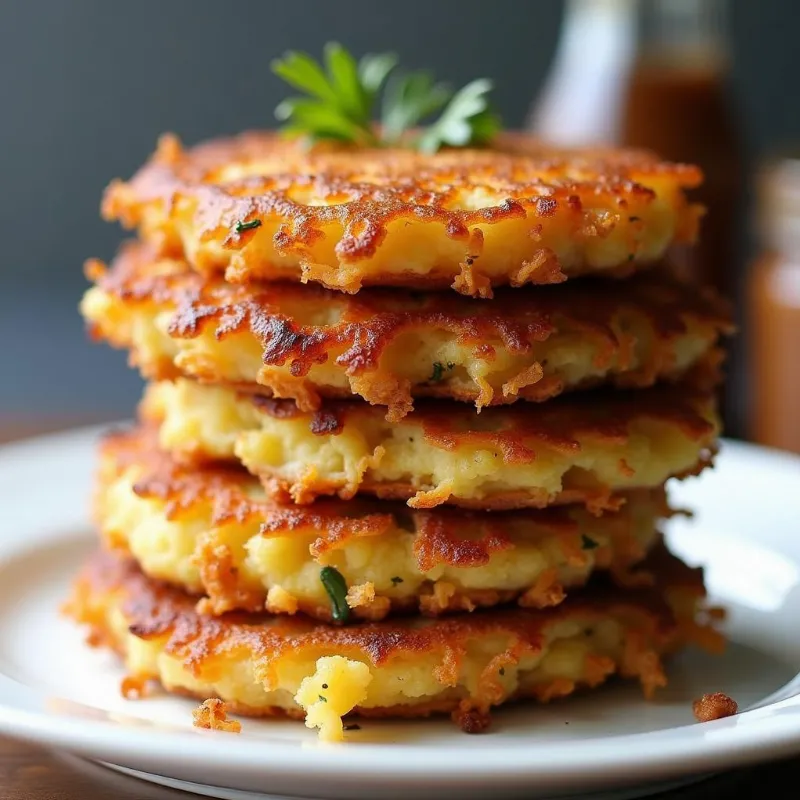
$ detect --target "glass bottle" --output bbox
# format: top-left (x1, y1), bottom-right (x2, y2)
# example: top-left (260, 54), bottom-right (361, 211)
top-left (528, 0), bottom-right (741, 300)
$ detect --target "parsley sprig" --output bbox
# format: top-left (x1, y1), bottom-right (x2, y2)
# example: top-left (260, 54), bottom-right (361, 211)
top-left (271, 43), bottom-right (500, 152)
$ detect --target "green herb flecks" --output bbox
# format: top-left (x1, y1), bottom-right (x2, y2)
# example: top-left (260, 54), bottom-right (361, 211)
top-left (429, 361), bottom-right (455, 382)
top-left (235, 219), bottom-right (262, 234)
top-left (320, 565), bottom-right (350, 623)
top-left (390, 576), bottom-right (404, 586)
top-left (271, 43), bottom-right (500, 152)
top-left (581, 535), bottom-right (599, 551)
top-left (318, 695), bottom-right (328, 703)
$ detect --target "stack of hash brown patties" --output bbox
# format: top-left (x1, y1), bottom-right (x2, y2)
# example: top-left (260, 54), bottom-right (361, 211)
top-left (72, 131), bottom-right (732, 739)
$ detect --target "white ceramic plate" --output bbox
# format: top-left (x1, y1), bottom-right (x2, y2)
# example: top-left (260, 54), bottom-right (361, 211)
top-left (0, 426), bottom-right (799, 800)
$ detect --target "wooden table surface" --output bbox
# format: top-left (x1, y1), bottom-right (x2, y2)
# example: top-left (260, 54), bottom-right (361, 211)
top-left (0, 419), bottom-right (797, 799)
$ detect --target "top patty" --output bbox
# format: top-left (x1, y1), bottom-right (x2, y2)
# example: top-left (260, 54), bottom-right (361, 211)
top-left (81, 243), bottom-right (731, 421)
top-left (101, 131), bottom-right (703, 296)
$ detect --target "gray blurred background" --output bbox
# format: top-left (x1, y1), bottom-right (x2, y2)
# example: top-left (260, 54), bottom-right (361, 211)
top-left (1, 0), bottom-right (797, 434)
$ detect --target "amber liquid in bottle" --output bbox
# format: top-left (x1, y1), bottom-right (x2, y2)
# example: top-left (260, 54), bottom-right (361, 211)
top-left (621, 59), bottom-right (741, 298)
top-left (748, 159), bottom-right (800, 454)
top-left (530, 0), bottom-right (741, 299)
top-left (750, 255), bottom-right (800, 453)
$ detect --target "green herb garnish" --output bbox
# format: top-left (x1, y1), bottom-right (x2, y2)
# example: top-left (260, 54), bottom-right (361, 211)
top-left (430, 362), bottom-right (445, 382)
top-left (318, 695), bottom-right (328, 703)
top-left (271, 43), bottom-right (500, 152)
top-left (320, 565), bottom-right (350, 623)
top-left (429, 361), bottom-right (455, 382)
top-left (235, 219), bottom-right (262, 234)
top-left (416, 79), bottom-right (499, 154)
top-left (390, 576), bottom-right (404, 586)
top-left (581, 535), bottom-right (599, 551)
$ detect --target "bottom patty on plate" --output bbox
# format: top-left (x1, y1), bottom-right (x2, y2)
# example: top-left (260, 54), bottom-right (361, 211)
top-left (65, 543), bottom-right (722, 740)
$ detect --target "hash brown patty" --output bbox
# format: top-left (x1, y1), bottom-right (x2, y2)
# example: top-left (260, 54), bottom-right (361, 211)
top-left (65, 543), bottom-right (720, 732)
top-left (96, 426), bottom-right (670, 621)
top-left (141, 379), bottom-right (719, 511)
top-left (82, 243), bottom-right (731, 421)
top-left (101, 131), bottom-right (703, 296)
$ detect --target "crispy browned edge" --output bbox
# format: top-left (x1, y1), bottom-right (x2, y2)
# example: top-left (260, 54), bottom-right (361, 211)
top-left (84, 241), bottom-right (733, 419)
top-left (101, 130), bottom-right (703, 293)
top-left (65, 541), bottom-right (722, 728)
top-left (97, 426), bottom-right (671, 619)
top-left (141, 384), bottom-right (719, 512)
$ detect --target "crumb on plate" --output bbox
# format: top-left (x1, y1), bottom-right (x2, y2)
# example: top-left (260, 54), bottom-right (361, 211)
top-left (120, 675), bottom-right (150, 699)
top-left (692, 692), bottom-right (738, 722)
top-left (192, 698), bottom-right (242, 733)
top-left (452, 701), bottom-right (493, 734)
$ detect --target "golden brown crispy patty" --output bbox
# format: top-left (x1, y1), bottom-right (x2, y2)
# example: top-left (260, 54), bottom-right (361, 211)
top-left (66, 544), bottom-right (719, 731)
top-left (96, 426), bottom-right (670, 621)
top-left (101, 131), bottom-right (703, 296)
top-left (81, 243), bottom-right (731, 421)
top-left (142, 379), bottom-right (719, 511)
